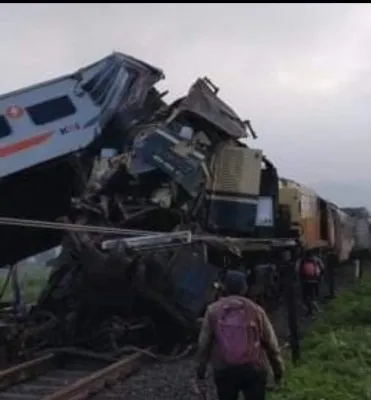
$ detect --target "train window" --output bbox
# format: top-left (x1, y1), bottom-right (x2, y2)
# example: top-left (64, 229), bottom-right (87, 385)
top-left (0, 116), bottom-right (12, 138)
top-left (26, 96), bottom-right (77, 125)
top-left (82, 62), bottom-right (121, 105)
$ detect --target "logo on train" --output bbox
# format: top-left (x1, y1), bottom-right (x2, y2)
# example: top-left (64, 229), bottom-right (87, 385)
top-left (5, 105), bottom-right (24, 119)
top-left (60, 123), bottom-right (81, 135)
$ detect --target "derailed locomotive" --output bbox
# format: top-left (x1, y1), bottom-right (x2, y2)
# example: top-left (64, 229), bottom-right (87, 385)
top-left (0, 53), bottom-right (297, 359)
top-left (33, 76), bottom-right (296, 350)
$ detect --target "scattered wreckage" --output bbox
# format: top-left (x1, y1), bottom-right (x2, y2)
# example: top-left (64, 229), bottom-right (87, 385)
top-left (0, 52), bottom-right (298, 365)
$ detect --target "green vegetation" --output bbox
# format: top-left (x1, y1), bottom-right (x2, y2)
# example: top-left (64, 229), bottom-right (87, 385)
top-left (271, 274), bottom-right (371, 400)
top-left (0, 267), bottom-right (50, 304)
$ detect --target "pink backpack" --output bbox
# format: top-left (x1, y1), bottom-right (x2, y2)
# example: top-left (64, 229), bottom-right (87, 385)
top-left (214, 299), bottom-right (261, 365)
top-left (300, 260), bottom-right (320, 279)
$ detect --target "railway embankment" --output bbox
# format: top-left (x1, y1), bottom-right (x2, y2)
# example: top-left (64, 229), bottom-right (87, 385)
top-left (270, 269), bottom-right (371, 400)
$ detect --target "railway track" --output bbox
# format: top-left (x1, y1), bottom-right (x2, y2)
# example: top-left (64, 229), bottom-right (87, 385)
top-left (0, 350), bottom-right (146, 400)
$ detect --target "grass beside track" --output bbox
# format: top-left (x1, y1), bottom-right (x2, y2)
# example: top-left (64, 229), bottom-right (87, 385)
top-left (270, 272), bottom-right (371, 400)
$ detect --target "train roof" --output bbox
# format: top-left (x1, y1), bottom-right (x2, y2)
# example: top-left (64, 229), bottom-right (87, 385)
top-left (279, 177), bottom-right (345, 211)
top-left (0, 52), bottom-right (164, 102)
top-left (342, 207), bottom-right (370, 218)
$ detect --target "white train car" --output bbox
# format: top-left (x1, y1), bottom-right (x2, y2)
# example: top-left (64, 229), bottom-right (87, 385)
top-left (342, 207), bottom-right (371, 258)
top-left (0, 52), bottom-right (163, 178)
top-left (0, 52), bottom-right (164, 267)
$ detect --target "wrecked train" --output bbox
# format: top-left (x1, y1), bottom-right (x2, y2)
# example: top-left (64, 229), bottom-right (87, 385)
top-left (0, 52), bottom-right (298, 358)
top-left (34, 76), bottom-right (297, 348)
top-left (0, 51), bottom-right (361, 361)
top-left (0, 52), bottom-right (165, 267)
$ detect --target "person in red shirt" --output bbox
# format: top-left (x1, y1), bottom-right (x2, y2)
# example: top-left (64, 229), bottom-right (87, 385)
top-left (297, 250), bottom-right (322, 316)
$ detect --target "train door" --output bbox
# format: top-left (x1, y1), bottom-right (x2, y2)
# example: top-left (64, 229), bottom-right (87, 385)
top-left (318, 198), bottom-right (329, 242)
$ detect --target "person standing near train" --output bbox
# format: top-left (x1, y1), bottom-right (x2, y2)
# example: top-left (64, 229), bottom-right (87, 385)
top-left (195, 270), bottom-right (284, 400)
top-left (297, 250), bottom-right (323, 316)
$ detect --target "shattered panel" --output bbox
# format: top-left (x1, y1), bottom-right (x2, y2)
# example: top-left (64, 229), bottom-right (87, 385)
top-left (177, 78), bottom-right (248, 139)
top-left (137, 127), bottom-right (207, 196)
top-left (170, 247), bottom-right (218, 319)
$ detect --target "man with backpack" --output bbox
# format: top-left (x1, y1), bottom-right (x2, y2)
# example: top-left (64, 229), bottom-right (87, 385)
top-left (297, 250), bottom-right (323, 316)
top-left (196, 270), bottom-right (284, 400)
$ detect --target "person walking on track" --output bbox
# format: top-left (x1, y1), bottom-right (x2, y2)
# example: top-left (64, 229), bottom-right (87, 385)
top-left (195, 269), bottom-right (284, 400)
top-left (297, 250), bottom-right (323, 316)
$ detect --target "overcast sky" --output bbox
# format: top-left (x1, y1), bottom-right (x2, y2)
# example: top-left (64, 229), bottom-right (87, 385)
top-left (1, 3), bottom-right (371, 209)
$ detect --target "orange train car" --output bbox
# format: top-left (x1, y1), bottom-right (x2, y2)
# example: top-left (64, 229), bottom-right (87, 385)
top-left (278, 178), bottom-right (354, 262)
